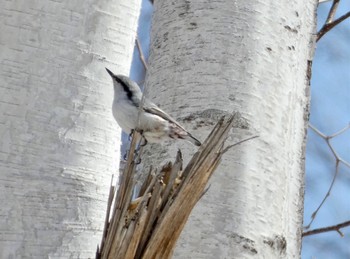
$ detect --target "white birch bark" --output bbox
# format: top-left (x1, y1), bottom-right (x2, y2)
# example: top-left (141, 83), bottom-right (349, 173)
top-left (144, 0), bottom-right (317, 258)
top-left (0, 1), bottom-right (140, 257)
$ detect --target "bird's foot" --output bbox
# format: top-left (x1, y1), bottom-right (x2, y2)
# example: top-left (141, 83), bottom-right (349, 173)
top-left (123, 150), bottom-right (129, 161)
top-left (140, 137), bottom-right (148, 147)
top-left (123, 149), bottom-right (141, 164)
top-left (128, 129), bottom-right (135, 141)
top-left (133, 128), bottom-right (147, 146)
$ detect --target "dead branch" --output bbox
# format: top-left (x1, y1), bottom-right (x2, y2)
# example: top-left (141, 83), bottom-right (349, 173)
top-left (96, 113), bottom-right (241, 259)
top-left (304, 160), bottom-right (340, 229)
top-left (326, 0), bottom-right (340, 24)
top-left (316, 8), bottom-right (350, 42)
top-left (305, 124), bottom-right (350, 229)
top-left (303, 220), bottom-right (350, 237)
top-left (136, 37), bottom-right (149, 71)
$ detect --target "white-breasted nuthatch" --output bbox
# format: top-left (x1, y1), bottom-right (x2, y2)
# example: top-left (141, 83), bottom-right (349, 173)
top-left (106, 68), bottom-right (201, 146)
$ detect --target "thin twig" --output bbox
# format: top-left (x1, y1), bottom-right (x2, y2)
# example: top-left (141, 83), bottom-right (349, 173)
top-left (325, 0), bottom-right (340, 24)
top-left (309, 124), bottom-right (350, 167)
top-left (198, 184), bottom-right (211, 201)
top-left (222, 136), bottom-right (259, 154)
top-left (305, 160), bottom-right (340, 229)
top-left (309, 124), bottom-right (327, 138)
top-left (136, 37), bottom-right (148, 71)
top-left (99, 176), bottom-right (116, 252)
top-left (325, 135), bottom-right (340, 159)
top-left (306, 124), bottom-right (350, 228)
top-left (303, 220), bottom-right (350, 237)
top-left (329, 123), bottom-right (350, 138)
top-left (317, 11), bottom-right (350, 41)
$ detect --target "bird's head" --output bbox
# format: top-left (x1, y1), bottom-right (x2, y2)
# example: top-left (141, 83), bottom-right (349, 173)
top-left (105, 68), bottom-right (141, 101)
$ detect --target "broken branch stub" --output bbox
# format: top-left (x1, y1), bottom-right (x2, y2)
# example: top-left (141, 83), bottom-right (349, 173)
top-left (97, 113), bottom-right (239, 259)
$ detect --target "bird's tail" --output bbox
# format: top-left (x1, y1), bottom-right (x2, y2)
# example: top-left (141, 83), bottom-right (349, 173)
top-left (169, 124), bottom-right (201, 146)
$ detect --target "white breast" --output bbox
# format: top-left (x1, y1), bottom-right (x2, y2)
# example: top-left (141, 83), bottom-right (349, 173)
top-left (112, 99), bottom-right (138, 133)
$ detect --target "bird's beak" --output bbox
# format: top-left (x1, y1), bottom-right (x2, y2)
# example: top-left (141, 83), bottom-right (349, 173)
top-left (105, 68), bottom-right (114, 77)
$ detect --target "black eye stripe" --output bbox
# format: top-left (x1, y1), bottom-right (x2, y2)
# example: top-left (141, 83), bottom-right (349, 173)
top-left (115, 76), bottom-right (133, 100)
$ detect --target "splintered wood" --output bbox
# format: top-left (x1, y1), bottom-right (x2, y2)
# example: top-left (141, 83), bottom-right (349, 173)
top-left (96, 115), bottom-right (237, 259)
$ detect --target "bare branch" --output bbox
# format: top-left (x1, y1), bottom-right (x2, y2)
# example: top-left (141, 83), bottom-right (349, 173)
top-left (317, 11), bottom-right (350, 41)
top-left (303, 220), bottom-right (350, 237)
top-left (136, 37), bottom-right (149, 71)
top-left (222, 135), bottom-right (259, 155)
top-left (306, 123), bottom-right (350, 229)
top-left (329, 123), bottom-right (350, 138)
top-left (98, 176), bottom-right (116, 254)
top-left (304, 160), bottom-right (340, 229)
top-left (309, 124), bottom-right (350, 168)
top-left (325, 0), bottom-right (340, 24)
top-left (309, 124), bottom-right (327, 138)
top-left (198, 184), bottom-right (211, 201)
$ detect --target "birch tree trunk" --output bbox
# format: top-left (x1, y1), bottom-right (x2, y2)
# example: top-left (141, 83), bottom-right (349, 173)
top-left (144, 0), bottom-right (317, 258)
top-left (0, 1), bottom-right (140, 257)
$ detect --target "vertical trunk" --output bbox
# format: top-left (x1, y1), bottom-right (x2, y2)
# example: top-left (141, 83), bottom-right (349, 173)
top-left (0, 0), bottom-right (140, 257)
top-left (144, 0), bottom-right (317, 258)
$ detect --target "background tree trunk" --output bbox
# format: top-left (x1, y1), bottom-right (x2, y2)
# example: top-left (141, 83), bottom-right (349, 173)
top-left (143, 0), bottom-right (317, 258)
top-left (0, 0), bottom-right (140, 257)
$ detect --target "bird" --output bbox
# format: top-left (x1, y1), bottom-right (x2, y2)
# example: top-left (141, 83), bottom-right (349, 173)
top-left (105, 68), bottom-right (201, 146)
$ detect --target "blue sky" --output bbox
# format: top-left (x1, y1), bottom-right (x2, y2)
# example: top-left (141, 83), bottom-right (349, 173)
top-left (131, 1), bottom-right (350, 257)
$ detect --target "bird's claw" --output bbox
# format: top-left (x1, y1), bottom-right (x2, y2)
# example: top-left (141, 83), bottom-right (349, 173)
top-left (128, 129), bottom-right (135, 141)
top-left (123, 149), bottom-right (141, 164)
top-left (123, 150), bottom-right (129, 161)
top-left (140, 137), bottom-right (148, 147)
top-left (130, 128), bottom-right (147, 146)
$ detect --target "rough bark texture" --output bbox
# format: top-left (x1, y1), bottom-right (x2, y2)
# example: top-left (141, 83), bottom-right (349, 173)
top-left (144, 0), bottom-right (317, 258)
top-left (0, 1), bottom-right (140, 257)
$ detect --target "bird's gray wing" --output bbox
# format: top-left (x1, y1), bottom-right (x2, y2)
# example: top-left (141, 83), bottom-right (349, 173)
top-left (143, 104), bottom-right (186, 131)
